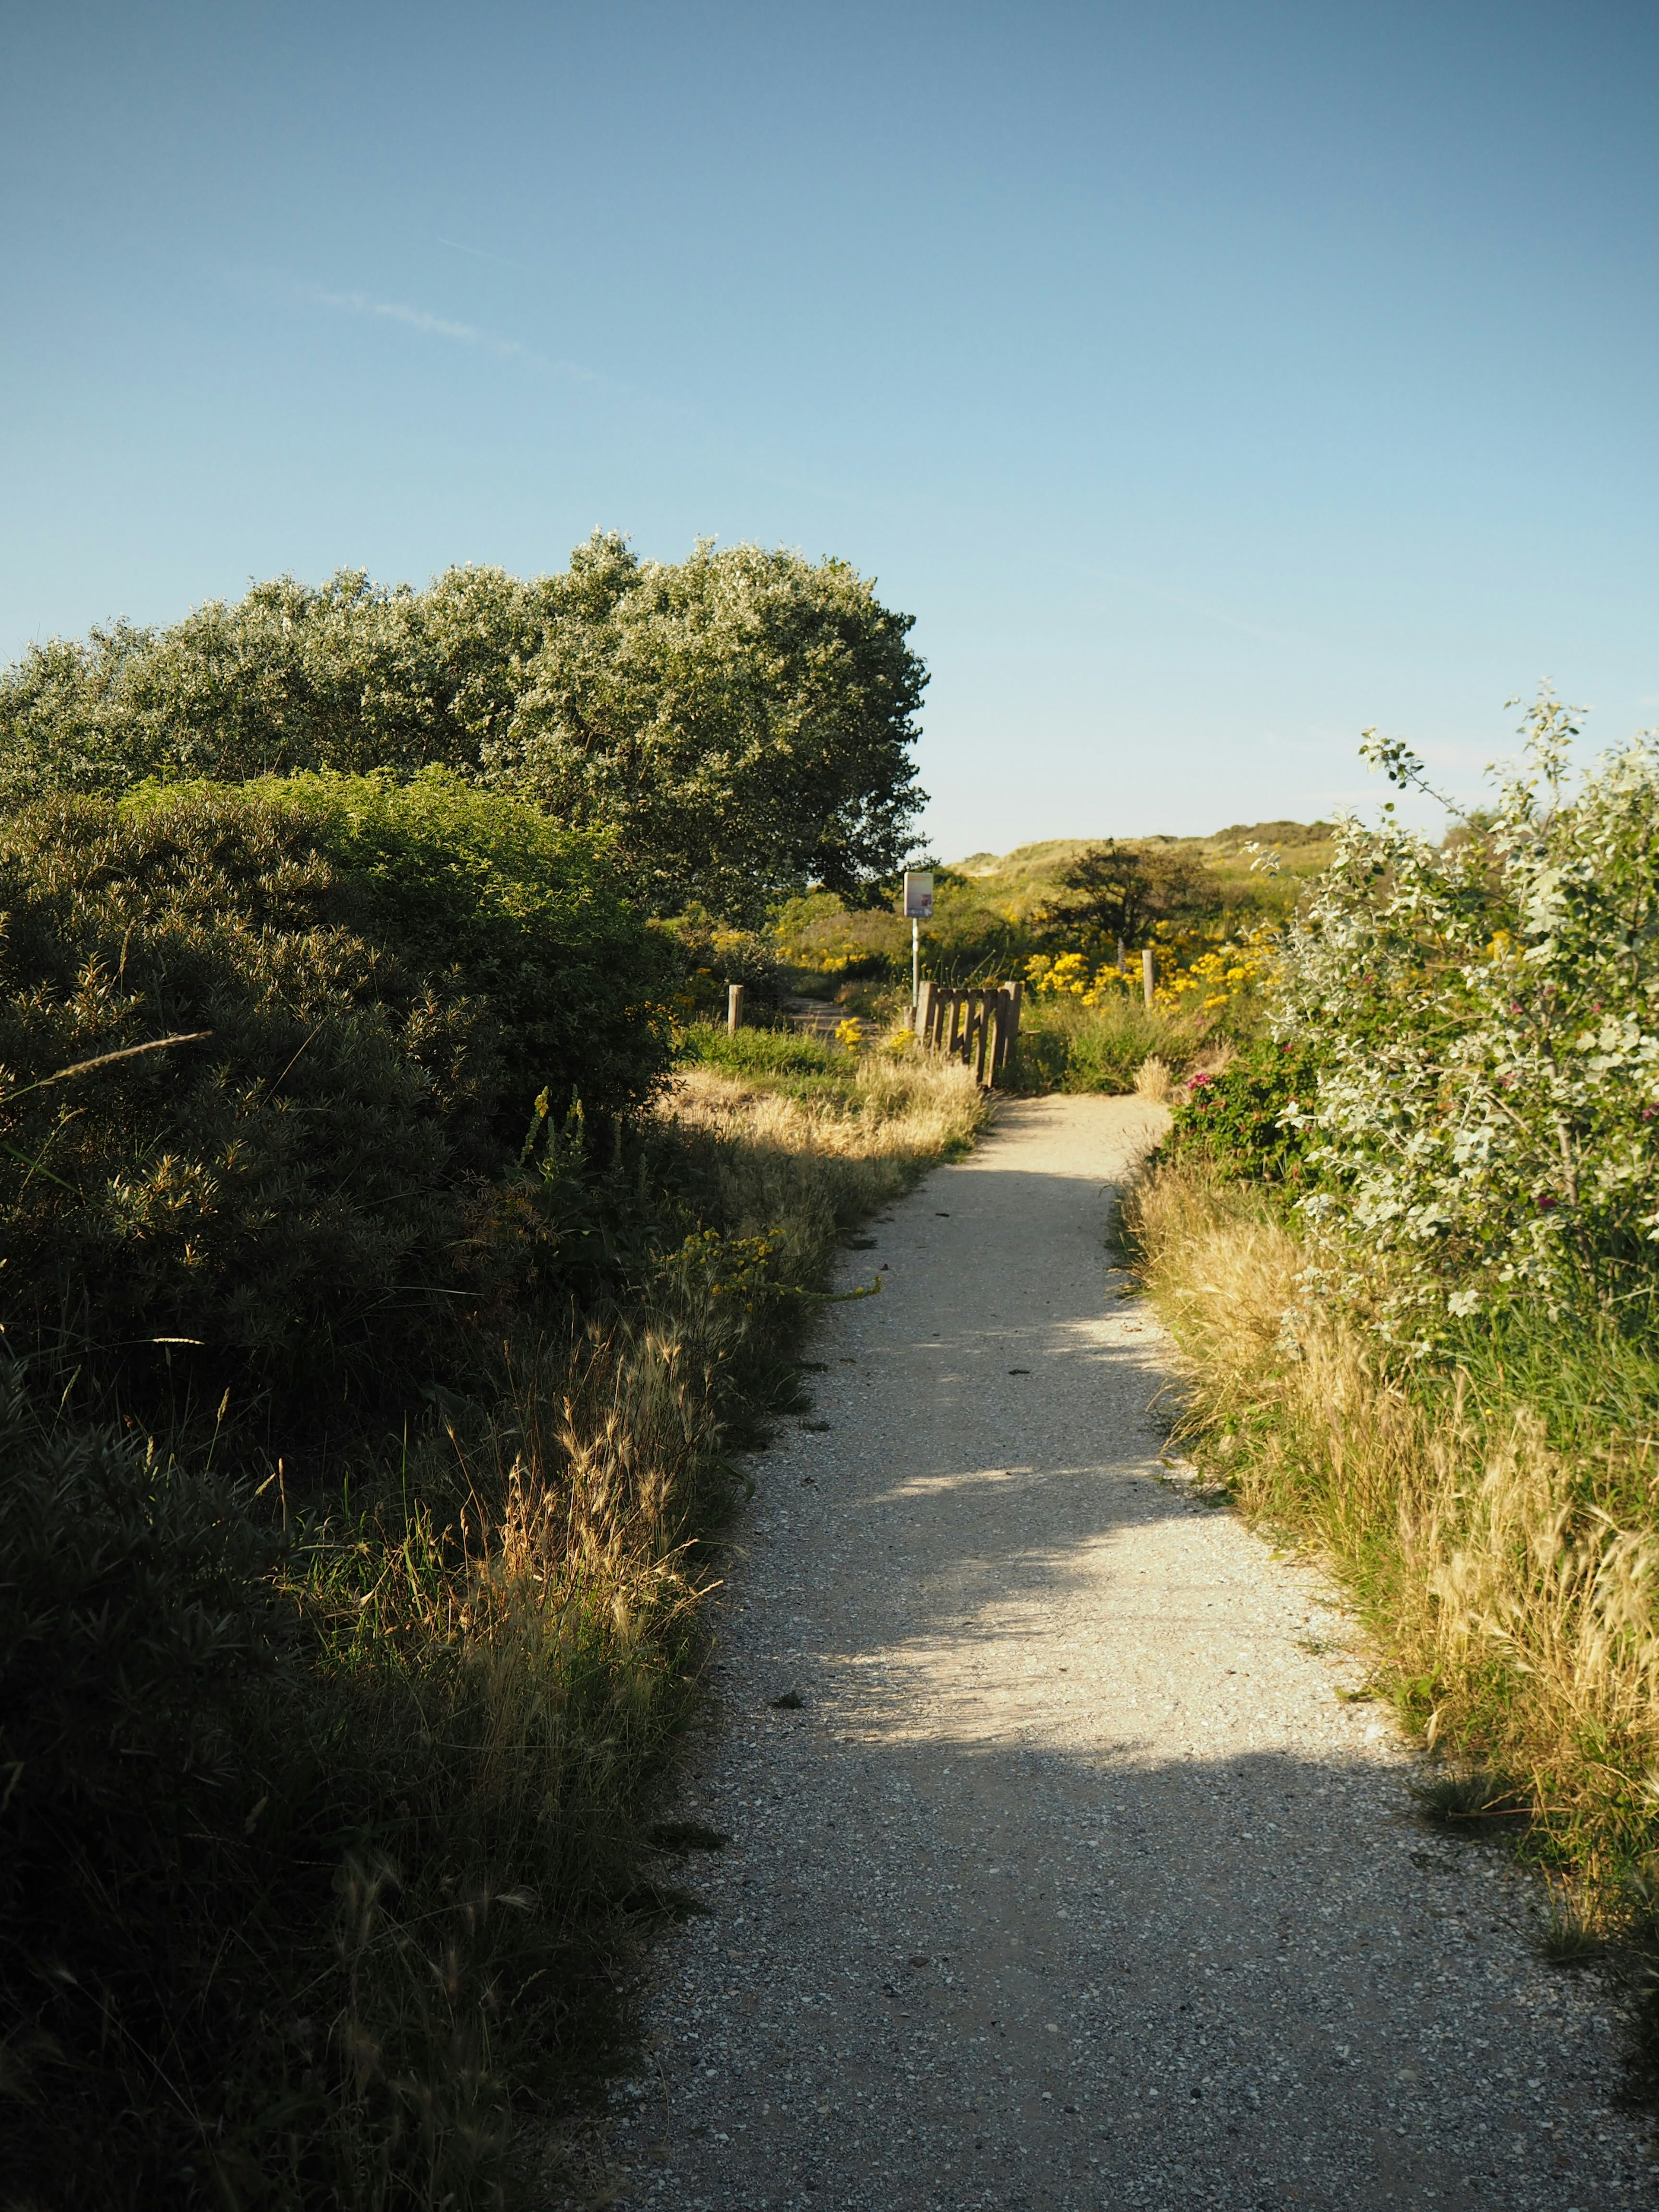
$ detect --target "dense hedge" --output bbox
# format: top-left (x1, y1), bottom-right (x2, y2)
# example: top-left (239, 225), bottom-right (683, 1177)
top-left (0, 1382), bottom-right (322, 2201)
top-left (0, 779), bottom-right (672, 1430)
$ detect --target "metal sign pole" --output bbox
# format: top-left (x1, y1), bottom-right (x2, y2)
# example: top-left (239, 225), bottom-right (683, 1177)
top-left (901, 870), bottom-right (933, 1030)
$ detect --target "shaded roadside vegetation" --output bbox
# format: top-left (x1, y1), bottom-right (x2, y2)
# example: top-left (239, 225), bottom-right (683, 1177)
top-left (0, 556), bottom-right (986, 2206)
top-left (1125, 697), bottom-right (1659, 2084)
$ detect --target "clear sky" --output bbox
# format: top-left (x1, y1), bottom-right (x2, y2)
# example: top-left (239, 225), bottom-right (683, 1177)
top-left (4, 0), bottom-right (1655, 857)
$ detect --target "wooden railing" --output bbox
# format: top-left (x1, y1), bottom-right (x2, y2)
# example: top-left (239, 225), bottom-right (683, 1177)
top-left (914, 980), bottom-right (1022, 1086)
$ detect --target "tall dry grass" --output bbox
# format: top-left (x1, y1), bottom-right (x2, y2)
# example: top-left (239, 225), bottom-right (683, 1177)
top-left (1126, 1159), bottom-right (1659, 1902)
top-left (668, 1050), bottom-right (986, 1197)
top-left (3, 1048), bottom-right (988, 2208)
top-left (298, 1047), bottom-right (990, 2203)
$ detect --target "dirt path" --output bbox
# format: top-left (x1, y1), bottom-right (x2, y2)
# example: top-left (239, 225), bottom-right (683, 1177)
top-left (577, 1097), bottom-right (1654, 2211)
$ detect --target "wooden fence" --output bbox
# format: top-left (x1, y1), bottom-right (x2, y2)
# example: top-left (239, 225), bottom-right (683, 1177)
top-left (914, 979), bottom-right (1022, 1086)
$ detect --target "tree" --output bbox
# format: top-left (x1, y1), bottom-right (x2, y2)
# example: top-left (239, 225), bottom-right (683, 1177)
top-left (1037, 841), bottom-right (1213, 952)
top-left (0, 536), bottom-right (928, 924)
top-left (480, 538), bottom-right (926, 922)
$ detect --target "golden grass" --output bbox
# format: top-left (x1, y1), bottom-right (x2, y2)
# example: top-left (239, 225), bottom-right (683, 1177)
top-left (665, 1051), bottom-right (988, 1216)
top-left (284, 1045), bottom-right (992, 2202)
top-left (1127, 1158), bottom-right (1659, 1903)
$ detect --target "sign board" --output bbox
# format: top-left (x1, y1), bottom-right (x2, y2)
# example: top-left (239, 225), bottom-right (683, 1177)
top-left (902, 869), bottom-right (934, 920)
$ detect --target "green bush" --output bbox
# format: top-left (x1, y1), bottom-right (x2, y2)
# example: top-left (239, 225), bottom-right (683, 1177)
top-left (0, 1348), bottom-right (683, 2208)
top-left (0, 780), bottom-right (671, 1430)
top-left (241, 768), bottom-right (677, 1128)
top-left (664, 915), bottom-right (792, 1020)
top-left (1169, 1036), bottom-right (1323, 1185)
top-left (1275, 700), bottom-right (1659, 1336)
top-left (0, 1375), bottom-right (322, 2201)
top-left (0, 541), bottom-right (928, 924)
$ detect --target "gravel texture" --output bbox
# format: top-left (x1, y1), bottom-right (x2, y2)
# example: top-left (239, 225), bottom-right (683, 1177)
top-left (570, 1096), bottom-right (1656, 2210)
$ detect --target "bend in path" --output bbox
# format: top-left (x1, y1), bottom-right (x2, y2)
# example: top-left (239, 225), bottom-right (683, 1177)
top-left (579, 1096), bottom-right (1654, 2212)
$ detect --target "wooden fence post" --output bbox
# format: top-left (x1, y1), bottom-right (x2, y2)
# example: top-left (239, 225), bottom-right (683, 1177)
top-left (727, 983), bottom-right (745, 1034)
top-left (1141, 949), bottom-right (1156, 1009)
top-left (915, 979), bottom-right (934, 1049)
top-left (993, 979), bottom-right (1022, 1079)
top-left (977, 990), bottom-right (1000, 1084)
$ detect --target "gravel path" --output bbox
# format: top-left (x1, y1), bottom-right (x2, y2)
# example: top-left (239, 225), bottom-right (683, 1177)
top-left (576, 1096), bottom-right (1656, 2211)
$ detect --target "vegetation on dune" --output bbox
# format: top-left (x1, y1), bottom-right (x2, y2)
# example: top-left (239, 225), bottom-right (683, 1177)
top-left (775, 820), bottom-right (1328, 985)
top-left (1128, 693), bottom-right (1659, 2072)
top-left (19, 518), bottom-right (1659, 2180)
top-left (0, 536), bottom-right (928, 924)
top-left (0, 550), bottom-right (973, 2206)
top-left (775, 821), bottom-right (1323, 1092)
top-left (0, 778), bottom-right (673, 1441)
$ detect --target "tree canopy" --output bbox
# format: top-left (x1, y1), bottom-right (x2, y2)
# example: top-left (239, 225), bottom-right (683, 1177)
top-left (1036, 841), bottom-right (1214, 952)
top-left (0, 535), bottom-right (928, 923)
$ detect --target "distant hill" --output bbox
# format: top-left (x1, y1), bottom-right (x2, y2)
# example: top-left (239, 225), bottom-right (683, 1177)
top-left (953, 822), bottom-right (1333, 876)
top-left (777, 822), bottom-right (1335, 983)
top-left (946, 823), bottom-right (1335, 912)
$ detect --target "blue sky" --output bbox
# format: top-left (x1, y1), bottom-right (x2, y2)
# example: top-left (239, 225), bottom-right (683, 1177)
top-left (4, 1), bottom-right (1655, 857)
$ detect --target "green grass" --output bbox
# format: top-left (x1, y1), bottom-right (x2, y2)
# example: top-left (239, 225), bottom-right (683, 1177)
top-left (675, 1020), bottom-right (855, 1080)
top-left (1009, 993), bottom-right (1225, 1093)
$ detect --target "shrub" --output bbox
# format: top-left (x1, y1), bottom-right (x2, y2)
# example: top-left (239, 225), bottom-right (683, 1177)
top-left (0, 780), bottom-right (671, 1433)
top-left (1275, 697), bottom-right (1659, 1341)
top-left (243, 767), bottom-right (677, 1127)
top-left (663, 914), bottom-right (792, 1022)
top-left (0, 542), bottom-right (928, 925)
top-left (1169, 1036), bottom-right (1322, 1185)
top-left (0, 1335), bottom-right (697, 2208)
top-left (0, 1373), bottom-right (322, 2200)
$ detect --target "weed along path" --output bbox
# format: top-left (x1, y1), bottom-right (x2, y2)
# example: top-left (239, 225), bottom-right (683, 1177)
top-left (577, 1097), bottom-right (1654, 2212)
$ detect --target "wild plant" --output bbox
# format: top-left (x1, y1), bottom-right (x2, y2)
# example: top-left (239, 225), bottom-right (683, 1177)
top-left (1274, 691), bottom-right (1659, 1342)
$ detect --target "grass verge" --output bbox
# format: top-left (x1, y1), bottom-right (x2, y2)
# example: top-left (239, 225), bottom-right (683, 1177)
top-left (1124, 1156), bottom-right (1659, 2072)
top-left (0, 1048), bottom-right (986, 2208)
top-left (1008, 994), bottom-right (1237, 1095)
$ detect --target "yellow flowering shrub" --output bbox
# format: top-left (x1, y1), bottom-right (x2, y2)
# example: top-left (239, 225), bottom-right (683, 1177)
top-left (1026, 925), bottom-right (1277, 1014)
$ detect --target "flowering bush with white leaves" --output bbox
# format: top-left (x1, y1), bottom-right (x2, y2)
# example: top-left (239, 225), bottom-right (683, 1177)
top-left (1278, 693), bottom-right (1659, 1340)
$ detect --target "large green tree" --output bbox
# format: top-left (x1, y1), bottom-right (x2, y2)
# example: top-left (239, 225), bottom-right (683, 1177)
top-left (0, 535), bottom-right (928, 922)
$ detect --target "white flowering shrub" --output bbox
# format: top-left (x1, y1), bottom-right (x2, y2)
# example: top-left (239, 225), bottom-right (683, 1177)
top-left (1278, 693), bottom-right (1659, 1339)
